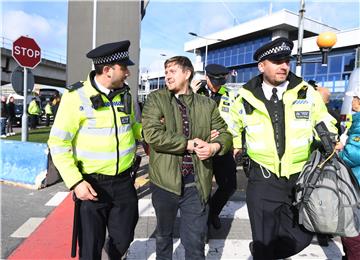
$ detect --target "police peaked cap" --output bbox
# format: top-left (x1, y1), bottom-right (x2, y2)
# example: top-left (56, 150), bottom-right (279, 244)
top-left (205, 64), bottom-right (229, 79)
top-left (253, 37), bottom-right (294, 62)
top-left (86, 40), bottom-right (135, 66)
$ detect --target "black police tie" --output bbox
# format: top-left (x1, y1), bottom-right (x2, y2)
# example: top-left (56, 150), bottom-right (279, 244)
top-left (271, 88), bottom-right (279, 103)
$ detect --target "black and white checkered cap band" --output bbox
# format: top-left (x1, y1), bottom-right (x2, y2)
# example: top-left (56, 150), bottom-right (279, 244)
top-left (92, 51), bottom-right (129, 65)
top-left (258, 42), bottom-right (291, 61)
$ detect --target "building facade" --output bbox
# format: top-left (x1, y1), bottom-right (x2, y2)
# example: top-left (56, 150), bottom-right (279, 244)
top-left (139, 9), bottom-right (359, 103)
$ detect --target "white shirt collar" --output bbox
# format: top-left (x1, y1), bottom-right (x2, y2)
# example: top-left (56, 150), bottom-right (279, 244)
top-left (262, 81), bottom-right (289, 101)
top-left (94, 76), bottom-right (111, 95)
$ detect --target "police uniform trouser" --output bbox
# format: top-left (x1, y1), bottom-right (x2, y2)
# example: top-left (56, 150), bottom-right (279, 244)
top-left (78, 169), bottom-right (139, 260)
top-left (29, 114), bottom-right (38, 129)
top-left (209, 151), bottom-right (237, 217)
top-left (246, 163), bottom-right (313, 260)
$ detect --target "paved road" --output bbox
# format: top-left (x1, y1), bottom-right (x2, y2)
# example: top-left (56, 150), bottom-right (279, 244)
top-left (1, 150), bottom-right (345, 259)
top-left (1, 181), bottom-right (68, 258)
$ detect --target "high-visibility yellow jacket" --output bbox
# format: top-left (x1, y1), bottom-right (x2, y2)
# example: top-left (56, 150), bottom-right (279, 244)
top-left (28, 100), bottom-right (41, 115)
top-left (217, 86), bottom-right (239, 126)
top-left (197, 85), bottom-right (238, 126)
top-left (228, 72), bottom-right (337, 178)
top-left (48, 72), bottom-right (142, 189)
top-left (45, 103), bottom-right (52, 115)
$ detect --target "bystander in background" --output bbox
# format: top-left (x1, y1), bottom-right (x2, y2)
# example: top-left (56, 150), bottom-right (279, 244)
top-left (6, 95), bottom-right (16, 136)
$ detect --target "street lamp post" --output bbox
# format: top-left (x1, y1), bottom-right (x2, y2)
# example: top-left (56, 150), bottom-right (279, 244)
top-left (296, 0), bottom-right (305, 76)
top-left (295, 0), bottom-right (337, 77)
top-left (188, 32), bottom-right (223, 73)
top-left (157, 53), bottom-right (167, 89)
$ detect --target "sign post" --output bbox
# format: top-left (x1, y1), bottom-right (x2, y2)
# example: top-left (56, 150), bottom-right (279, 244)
top-left (12, 36), bottom-right (41, 141)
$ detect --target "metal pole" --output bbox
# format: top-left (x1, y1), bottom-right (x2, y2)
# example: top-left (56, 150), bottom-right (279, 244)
top-left (91, 0), bottom-right (97, 70)
top-left (204, 40), bottom-right (208, 74)
top-left (296, 0), bottom-right (305, 76)
top-left (21, 67), bottom-right (28, 142)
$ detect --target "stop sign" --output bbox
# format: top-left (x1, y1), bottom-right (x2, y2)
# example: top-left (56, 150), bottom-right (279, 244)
top-left (12, 36), bottom-right (41, 69)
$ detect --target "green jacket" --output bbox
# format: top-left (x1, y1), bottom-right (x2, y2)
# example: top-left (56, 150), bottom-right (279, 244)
top-left (142, 88), bottom-right (232, 203)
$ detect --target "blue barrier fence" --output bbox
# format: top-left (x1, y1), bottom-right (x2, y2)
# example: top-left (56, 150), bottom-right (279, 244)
top-left (0, 140), bottom-right (48, 188)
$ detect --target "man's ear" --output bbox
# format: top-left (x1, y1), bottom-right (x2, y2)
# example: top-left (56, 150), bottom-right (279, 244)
top-left (185, 69), bottom-right (192, 81)
top-left (103, 65), bottom-right (112, 77)
top-left (258, 62), bottom-right (264, 73)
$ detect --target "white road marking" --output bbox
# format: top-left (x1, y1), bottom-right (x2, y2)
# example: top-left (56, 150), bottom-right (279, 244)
top-left (138, 199), bottom-right (249, 219)
top-left (45, 191), bottom-right (69, 206)
top-left (126, 239), bottom-right (344, 259)
top-left (10, 217), bottom-right (45, 238)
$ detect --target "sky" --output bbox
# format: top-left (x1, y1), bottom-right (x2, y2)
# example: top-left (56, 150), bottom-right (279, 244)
top-left (1, 0), bottom-right (359, 72)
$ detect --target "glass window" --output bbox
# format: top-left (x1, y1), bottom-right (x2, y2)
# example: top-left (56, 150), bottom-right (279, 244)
top-left (304, 63), bottom-right (315, 76)
top-left (343, 55), bottom-right (355, 72)
top-left (329, 56), bottom-right (342, 73)
top-left (316, 63), bottom-right (328, 75)
top-left (225, 56), bottom-right (231, 66)
top-left (315, 75), bottom-right (326, 84)
top-left (238, 54), bottom-right (244, 65)
top-left (245, 52), bottom-right (252, 63)
top-left (245, 43), bottom-right (252, 53)
top-left (231, 55), bottom-right (237, 66)
top-left (219, 50), bottom-right (225, 58)
top-left (244, 68), bottom-right (251, 82)
top-left (239, 45), bottom-right (245, 53)
top-left (328, 74), bottom-right (341, 81)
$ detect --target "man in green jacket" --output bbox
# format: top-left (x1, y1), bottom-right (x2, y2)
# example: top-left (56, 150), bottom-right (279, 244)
top-left (142, 56), bottom-right (232, 260)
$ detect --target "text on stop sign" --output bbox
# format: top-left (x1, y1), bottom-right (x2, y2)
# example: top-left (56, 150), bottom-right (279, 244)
top-left (14, 46), bottom-right (41, 58)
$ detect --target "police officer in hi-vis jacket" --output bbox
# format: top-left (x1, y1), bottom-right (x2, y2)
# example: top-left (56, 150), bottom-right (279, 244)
top-left (228, 37), bottom-right (337, 259)
top-left (48, 40), bottom-right (142, 260)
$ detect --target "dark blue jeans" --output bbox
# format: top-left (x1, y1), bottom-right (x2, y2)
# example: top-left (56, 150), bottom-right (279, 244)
top-left (0, 117), bottom-right (6, 135)
top-left (151, 184), bottom-right (208, 260)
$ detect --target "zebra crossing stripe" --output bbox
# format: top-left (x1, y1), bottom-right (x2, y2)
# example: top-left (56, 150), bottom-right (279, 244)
top-left (125, 238), bottom-right (344, 259)
top-left (10, 217), bottom-right (45, 238)
top-left (138, 199), bottom-right (249, 219)
top-left (45, 191), bottom-right (69, 206)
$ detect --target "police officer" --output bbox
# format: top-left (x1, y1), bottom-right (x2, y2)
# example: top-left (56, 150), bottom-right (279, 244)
top-left (48, 40), bottom-right (142, 260)
top-left (228, 37), bottom-right (337, 259)
top-left (193, 64), bottom-right (237, 230)
top-left (44, 101), bottom-right (53, 127)
top-left (28, 97), bottom-right (41, 129)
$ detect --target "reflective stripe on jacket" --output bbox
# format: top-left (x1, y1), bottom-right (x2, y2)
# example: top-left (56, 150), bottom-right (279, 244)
top-left (48, 71), bottom-right (142, 189)
top-left (228, 72), bottom-right (337, 178)
top-left (218, 86), bottom-right (238, 126)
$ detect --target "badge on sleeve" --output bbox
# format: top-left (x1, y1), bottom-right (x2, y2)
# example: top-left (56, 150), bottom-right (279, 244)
top-left (120, 116), bottom-right (130, 124)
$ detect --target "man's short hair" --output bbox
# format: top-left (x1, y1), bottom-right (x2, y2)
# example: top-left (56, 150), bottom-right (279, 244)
top-left (164, 56), bottom-right (194, 83)
top-left (94, 62), bottom-right (126, 75)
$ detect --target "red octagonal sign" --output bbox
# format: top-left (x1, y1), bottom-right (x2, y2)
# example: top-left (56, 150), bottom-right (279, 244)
top-left (12, 36), bottom-right (41, 69)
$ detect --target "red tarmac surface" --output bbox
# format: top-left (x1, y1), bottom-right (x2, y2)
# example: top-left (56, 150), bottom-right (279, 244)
top-left (8, 193), bottom-right (76, 260)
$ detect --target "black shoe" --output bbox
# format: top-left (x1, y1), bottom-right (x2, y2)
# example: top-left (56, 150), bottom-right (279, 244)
top-left (210, 215), bottom-right (221, 229)
top-left (317, 234), bottom-right (329, 247)
top-left (249, 241), bottom-right (254, 256)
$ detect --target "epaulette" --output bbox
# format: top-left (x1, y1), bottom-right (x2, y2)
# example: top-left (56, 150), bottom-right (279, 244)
top-left (297, 85), bottom-right (308, 99)
top-left (66, 81), bottom-right (84, 92)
